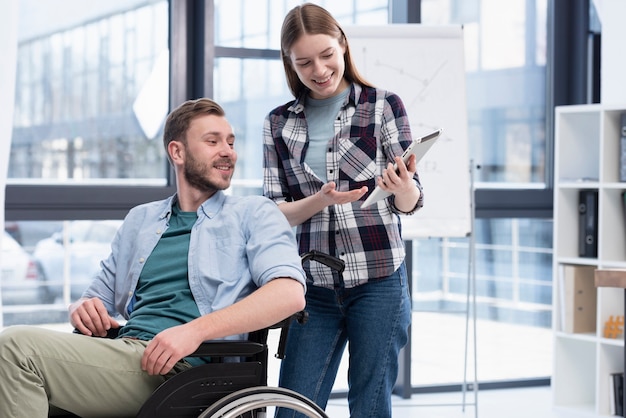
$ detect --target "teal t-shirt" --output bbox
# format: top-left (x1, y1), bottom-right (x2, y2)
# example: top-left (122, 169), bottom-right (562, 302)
top-left (118, 204), bottom-right (207, 365)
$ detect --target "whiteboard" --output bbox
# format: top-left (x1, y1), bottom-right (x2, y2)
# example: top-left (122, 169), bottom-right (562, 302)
top-left (345, 25), bottom-right (471, 238)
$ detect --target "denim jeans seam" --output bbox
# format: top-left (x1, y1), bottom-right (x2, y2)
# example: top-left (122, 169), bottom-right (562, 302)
top-left (313, 327), bottom-right (345, 403)
top-left (373, 299), bottom-right (404, 417)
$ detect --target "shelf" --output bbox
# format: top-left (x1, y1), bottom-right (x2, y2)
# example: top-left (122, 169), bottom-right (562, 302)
top-left (553, 104), bottom-right (626, 416)
top-left (554, 109), bottom-right (601, 184)
top-left (555, 257), bottom-right (598, 266)
top-left (555, 331), bottom-right (597, 343)
top-left (552, 337), bottom-right (596, 408)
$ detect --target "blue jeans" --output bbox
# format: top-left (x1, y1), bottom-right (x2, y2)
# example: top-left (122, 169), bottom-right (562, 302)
top-left (276, 263), bottom-right (412, 418)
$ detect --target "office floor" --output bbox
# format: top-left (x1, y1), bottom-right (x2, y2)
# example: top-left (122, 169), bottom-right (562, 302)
top-left (323, 386), bottom-right (593, 418)
top-left (261, 386), bottom-right (588, 418)
top-left (262, 312), bottom-right (589, 418)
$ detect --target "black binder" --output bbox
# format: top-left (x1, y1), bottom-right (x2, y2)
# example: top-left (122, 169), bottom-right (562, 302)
top-left (612, 372), bottom-right (624, 417)
top-left (578, 190), bottom-right (598, 258)
top-left (620, 112), bottom-right (626, 182)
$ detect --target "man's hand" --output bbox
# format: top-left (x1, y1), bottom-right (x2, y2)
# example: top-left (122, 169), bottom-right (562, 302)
top-left (141, 324), bottom-right (204, 375)
top-left (69, 297), bottom-right (120, 337)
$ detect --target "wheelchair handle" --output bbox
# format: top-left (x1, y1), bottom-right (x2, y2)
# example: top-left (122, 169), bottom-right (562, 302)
top-left (275, 252), bottom-right (342, 360)
top-left (300, 250), bottom-right (345, 274)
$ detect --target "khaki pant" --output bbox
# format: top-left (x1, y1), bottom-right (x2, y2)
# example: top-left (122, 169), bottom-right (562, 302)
top-left (0, 325), bottom-right (184, 418)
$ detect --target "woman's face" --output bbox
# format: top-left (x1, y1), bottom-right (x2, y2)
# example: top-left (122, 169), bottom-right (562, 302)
top-left (288, 33), bottom-right (350, 99)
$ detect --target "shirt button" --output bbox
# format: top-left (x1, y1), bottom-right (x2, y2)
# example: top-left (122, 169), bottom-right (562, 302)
top-left (139, 257), bottom-right (145, 263)
top-left (156, 230), bottom-right (162, 235)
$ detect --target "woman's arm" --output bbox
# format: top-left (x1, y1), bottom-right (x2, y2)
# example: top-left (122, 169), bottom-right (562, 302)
top-left (376, 154), bottom-right (421, 213)
top-left (379, 92), bottom-right (424, 214)
top-left (277, 181), bottom-right (367, 226)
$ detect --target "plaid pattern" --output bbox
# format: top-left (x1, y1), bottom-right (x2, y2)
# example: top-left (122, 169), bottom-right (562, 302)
top-left (263, 84), bottom-right (423, 288)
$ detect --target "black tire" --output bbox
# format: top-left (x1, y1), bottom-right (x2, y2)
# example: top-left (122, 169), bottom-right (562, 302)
top-left (198, 386), bottom-right (329, 418)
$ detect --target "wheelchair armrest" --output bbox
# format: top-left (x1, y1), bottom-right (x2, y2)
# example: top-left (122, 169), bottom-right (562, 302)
top-left (73, 328), bottom-right (266, 358)
top-left (191, 310), bottom-right (308, 360)
top-left (72, 327), bottom-right (121, 339)
top-left (189, 341), bottom-right (266, 358)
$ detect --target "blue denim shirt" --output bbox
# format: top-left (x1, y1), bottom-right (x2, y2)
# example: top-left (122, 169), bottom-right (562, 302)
top-left (83, 191), bottom-right (306, 330)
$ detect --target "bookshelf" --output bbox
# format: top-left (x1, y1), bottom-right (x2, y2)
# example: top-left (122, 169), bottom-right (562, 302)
top-left (552, 104), bottom-right (626, 416)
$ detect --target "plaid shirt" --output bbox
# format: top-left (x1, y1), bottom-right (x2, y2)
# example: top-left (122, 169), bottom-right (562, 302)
top-left (263, 83), bottom-right (423, 288)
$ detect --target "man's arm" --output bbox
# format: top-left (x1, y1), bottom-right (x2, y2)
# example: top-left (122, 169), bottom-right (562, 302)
top-left (141, 277), bottom-right (305, 375)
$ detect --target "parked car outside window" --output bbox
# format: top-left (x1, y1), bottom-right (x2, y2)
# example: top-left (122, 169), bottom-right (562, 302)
top-left (33, 220), bottom-right (123, 303)
top-left (1, 231), bottom-right (45, 305)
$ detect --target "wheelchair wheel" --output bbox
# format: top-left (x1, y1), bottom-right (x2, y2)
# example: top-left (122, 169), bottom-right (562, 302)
top-left (198, 386), bottom-right (329, 418)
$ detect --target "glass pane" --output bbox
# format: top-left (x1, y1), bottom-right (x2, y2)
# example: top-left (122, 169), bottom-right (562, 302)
top-left (2, 220), bottom-right (121, 327)
top-left (214, 0), bottom-right (388, 49)
top-left (412, 218), bottom-right (553, 385)
top-left (10, 0), bottom-right (170, 185)
top-left (213, 2), bottom-right (388, 196)
top-left (422, 0), bottom-right (547, 186)
top-left (215, 57), bottom-right (291, 193)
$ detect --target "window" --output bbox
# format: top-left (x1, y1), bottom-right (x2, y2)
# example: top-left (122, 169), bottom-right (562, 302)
top-left (209, 0), bottom-right (554, 390)
top-left (10, 0), bottom-right (170, 184)
top-left (212, 0), bottom-right (389, 193)
top-left (2, 0), bottom-right (570, 393)
top-left (2, 0), bottom-right (172, 327)
top-left (411, 0), bottom-right (553, 387)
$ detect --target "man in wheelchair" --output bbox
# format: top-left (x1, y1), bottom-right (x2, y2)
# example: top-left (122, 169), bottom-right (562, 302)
top-left (0, 98), bottom-right (307, 417)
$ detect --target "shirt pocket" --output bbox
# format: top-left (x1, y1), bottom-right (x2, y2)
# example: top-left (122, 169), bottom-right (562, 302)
top-left (338, 136), bottom-right (379, 183)
top-left (198, 237), bottom-right (247, 286)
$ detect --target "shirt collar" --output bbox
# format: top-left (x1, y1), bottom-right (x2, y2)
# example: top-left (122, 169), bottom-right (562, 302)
top-left (162, 191), bottom-right (226, 220)
top-left (199, 190), bottom-right (226, 219)
top-left (288, 82), bottom-right (359, 114)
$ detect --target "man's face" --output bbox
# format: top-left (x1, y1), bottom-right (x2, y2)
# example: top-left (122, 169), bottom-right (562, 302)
top-left (182, 114), bottom-right (237, 193)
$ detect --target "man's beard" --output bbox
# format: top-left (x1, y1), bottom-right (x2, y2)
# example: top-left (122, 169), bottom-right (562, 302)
top-left (183, 151), bottom-right (233, 193)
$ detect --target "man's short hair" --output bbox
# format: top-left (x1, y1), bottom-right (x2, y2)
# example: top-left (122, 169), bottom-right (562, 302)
top-left (163, 98), bottom-right (226, 164)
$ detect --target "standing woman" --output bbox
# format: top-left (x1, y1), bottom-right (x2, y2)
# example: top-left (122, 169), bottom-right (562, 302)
top-left (263, 3), bottom-right (423, 417)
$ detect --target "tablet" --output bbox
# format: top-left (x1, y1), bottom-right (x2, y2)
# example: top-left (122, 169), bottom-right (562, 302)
top-left (360, 128), bottom-right (442, 209)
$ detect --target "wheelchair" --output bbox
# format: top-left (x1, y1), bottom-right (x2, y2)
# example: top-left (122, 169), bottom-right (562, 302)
top-left (70, 250), bottom-right (344, 418)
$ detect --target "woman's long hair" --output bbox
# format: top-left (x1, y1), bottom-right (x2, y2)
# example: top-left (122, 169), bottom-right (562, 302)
top-left (280, 3), bottom-right (373, 98)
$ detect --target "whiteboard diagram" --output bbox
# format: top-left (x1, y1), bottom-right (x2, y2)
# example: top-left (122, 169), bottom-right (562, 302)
top-left (345, 24), bottom-right (471, 238)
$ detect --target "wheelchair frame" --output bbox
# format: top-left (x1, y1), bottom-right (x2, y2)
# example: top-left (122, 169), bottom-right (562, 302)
top-left (132, 250), bottom-right (344, 418)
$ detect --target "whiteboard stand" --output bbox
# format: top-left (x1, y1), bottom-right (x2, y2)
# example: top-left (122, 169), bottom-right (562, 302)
top-left (401, 161), bottom-right (478, 416)
top-left (461, 160), bottom-right (479, 418)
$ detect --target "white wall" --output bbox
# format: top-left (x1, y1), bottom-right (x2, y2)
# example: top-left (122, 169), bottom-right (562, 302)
top-left (0, 0), bottom-right (19, 327)
top-left (596, 0), bottom-right (626, 105)
top-left (0, 0), bottom-right (18, 228)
